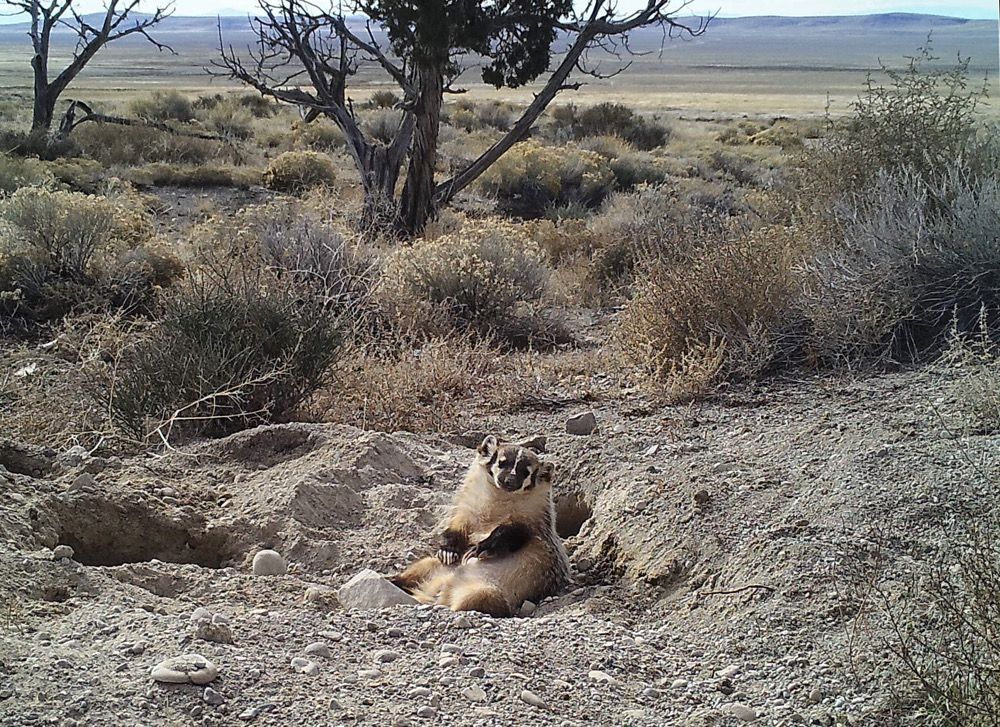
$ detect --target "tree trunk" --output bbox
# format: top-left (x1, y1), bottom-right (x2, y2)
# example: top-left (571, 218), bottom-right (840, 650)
top-left (358, 141), bottom-right (405, 235)
top-left (399, 64), bottom-right (444, 236)
top-left (31, 54), bottom-right (54, 131)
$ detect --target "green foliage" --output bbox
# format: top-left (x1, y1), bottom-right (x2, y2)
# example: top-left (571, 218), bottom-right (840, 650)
top-left (367, 89), bottom-right (401, 109)
top-left (0, 153), bottom-right (53, 195)
top-left (262, 151), bottom-right (337, 193)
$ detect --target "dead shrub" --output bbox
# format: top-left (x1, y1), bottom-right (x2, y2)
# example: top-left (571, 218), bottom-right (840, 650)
top-left (262, 151), bottom-right (337, 193)
top-left (128, 163), bottom-right (260, 188)
top-left (291, 118), bottom-right (346, 151)
top-left (615, 221), bottom-right (801, 398)
top-left (72, 123), bottom-right (236, 166)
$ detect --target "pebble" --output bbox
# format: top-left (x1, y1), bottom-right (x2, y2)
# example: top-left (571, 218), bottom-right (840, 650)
top-left (642, 687), bottom-right (661, 699)
top-left (452, 616), bottom-right (473, 629)
top-left (252, 550), bottom-right (287, 576)
top-left (303, 585), bottom-right (336, 604)
top-left (716, 665), bottom-right (741, 679)
top-left (238, 704), bottom-right (276, 721)
top-left (374, 649), bottom-right (400, 663)
top-left (194, 621), bottom-right (234, 644)
top-left (387, 627), bottom-right (404, 638)
top-left (588, 670), bottom-right (618, 685)
top-left (128, 641), bottom-right (148, 656)
top-left (54, 658), bottom-right (73, 669)
top-left (726, 703), bottom-right (758, 722)
top-left (518, 600), bottom-right (537, 617)
top-left (203, 687), bottom-right (225, 706)
top-left (191, 607), bottom-right (212, 622)
top-left (566, 411), bottom-right (598, 435)
top-left (439, 656), bottom-right (459, 668)
top-left (150, 654), bottom-right (219, 685)
top-left (305, 642), bottom-right (331, 659)
top-left (519, 690), bottom-right (548, 709)
top-left (319, 631), bottom-right (344, 642)
top-left (469, 667), bottom-right (486, 678)
top-left (211, 613), bottom-right (230, 626)
top-left (408, 687), bottom-right (432, 698)
top-left (807, 688), bottom-right (824, 704)
top-left (358, 668), bottom-right (382, 679)
top-left (290, 657), bottom-right (319, 676)
top-left (461, 685), bottom-right (487, 702)
top-left (52, 545), bottom-right (74, 560)
top-left (416, 706), bottom-right (437, 718)
top-left (670, 678), bottom-right (689, 689)
top-left (440, 643), bottom-right (462, 654)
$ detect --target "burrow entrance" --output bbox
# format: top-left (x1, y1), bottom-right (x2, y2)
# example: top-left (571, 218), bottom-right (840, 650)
top-left (52, 493), bottom-right (231, 567)
top-left (554, 491), bottom-right (593, 539)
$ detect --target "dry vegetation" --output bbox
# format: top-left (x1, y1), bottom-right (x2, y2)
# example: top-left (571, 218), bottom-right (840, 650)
top-left (1, 47), bottom-right (998, 720)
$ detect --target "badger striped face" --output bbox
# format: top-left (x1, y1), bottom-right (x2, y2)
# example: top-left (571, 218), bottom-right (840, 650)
top-left (477, 435), bottom-right (555, 493)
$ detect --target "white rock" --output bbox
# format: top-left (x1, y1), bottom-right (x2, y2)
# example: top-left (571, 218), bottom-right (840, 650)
top-left (191, 607), bottom-right (212, 622)
top-left (519, 690), bottom-right (548, 709)
top-left (52, 545), bottom-right (74, 561)
top-left (290, 657), bottom-right (319, 675)
top-left (150, 654), bottom-right (219, 685)
top-left (461, 686), bottom-right (487, 702)
top-left (588, 670), bottom-right (618, 685)
top-left (716, 665), bottom-right (740, 679)
top-left (337, 569), bottom-right (417, 609)
top-left (211, 613), bottom-right (230, 626)
top-left (670, 678), bottom-right (688, 689)
top-left (451, 615), bottom-right (473, 629)
top-left (252, 550), bottom-right (287, 576)
top-left (202, 687), bottom-right (225, 706)
top-left (416, 706), bottom-right (437, 719)
top-left (726, 703), bottom-right (758, 722)
top-left (566, 411), bottom-right (597, 435)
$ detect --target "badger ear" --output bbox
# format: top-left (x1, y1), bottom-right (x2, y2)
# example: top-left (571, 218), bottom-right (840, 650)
top-left (537, 461), bottom-right (555, 484)
top-left (514, 435), bottom-right (546, 454)
top-left (477, 435), bottom-right (499, 460)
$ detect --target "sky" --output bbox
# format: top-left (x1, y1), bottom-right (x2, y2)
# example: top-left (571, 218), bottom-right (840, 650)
top-left (1, 0), bottom-right (997, 21)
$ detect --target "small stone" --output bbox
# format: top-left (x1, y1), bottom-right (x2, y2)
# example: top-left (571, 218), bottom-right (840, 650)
top-left (387, 627), bottom-right (404, 638)
top-left (725, 703), bottom-right (758, 722)
top-left (194, 621), bottom-right (234, 644)
top-left (203, 687), bottom-right (225, 706)
top-left (69, 473), bottom-right (97, 491)
top-left (440, 643), bottom-right (462, 654)
top-left (517, 600), bottom-right (536, 617)
top-left (670, 678), bottom-right (688, 689)
top-left (319, 630), bottom-right (344, 642)
top-left (211, 613), bottom-right (230, 626)
top-left (416, 706), bottom-right (437, 719)
top-left (58, 445), bottom-right (88, 468)
top-left (290, 657), bottom-right (319, 675)
top-left (252, 550), bottom-right (286, 576)
top-left (716, 665), bottom-right (740, 679)
top-left (304, 585), bottom-right (337, 604)
top-left (452, 615), bottom-right (473, 629)
top-left (693, 489), bottom-right (711, 506)
top-left (566, 411), bottom-right (597, 435)
top-left (52, 545), bottom-right (74, 560)
top-left (151, 654), bottom-right (219, 685)
top-left (374, 649), bottom-right (400, 663)
top-left (409, 687), bottom-right (433, 698)
top-left (128, 641), bottom-right (148, 656)
top-left (238, 704), bottom-right (276, 721)
top-left (191, 607), bottom-right (212, 622)
top-left (462, 686), bottom-right (487, 702)
top-left (588, 670), bottom-right (618, 685)
top-left (305, 642), bottom-right (331, 658)
top-left (642, 687), bottom-right (661, 699)
top-left (439, 656), bottom-right (459, 668)
top-left (337, 569), bottom-right (418, 609)
top-left (54, 658), bottom-right (73, 669)
top-left (358, 668), bottom-right (382, 678)
top-left (469, 667), bottom-right (486, 678)
top-left (519, 690), bottom-right (547, 709)
top-left (807, 688), bottom-right (823, 705)
top-left (190, 705), bottom-right (204, 718)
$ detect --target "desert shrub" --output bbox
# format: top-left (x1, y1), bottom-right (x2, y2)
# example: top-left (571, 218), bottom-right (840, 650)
top-left (615, 221), bottom-right (801, 398)
top-left (803, 166), bottom-right (1000, 364)
top-left (0, 187), bottom-right (164, 323)
top-left (810, 44), bottom-right (989, 202)
top-left (475, 101), bottom-right (514, 131)
top-left (0, 128), bottom-right (79, 161)
top-left (198, 103), bottom-right (254, 141)
top-left (367, 89), bottom-right (401, 109)
top-left (262, 151), bottom-right (337, 193)
top-left (749, 122), bottom-right (804, 148)
top-left (292, 118), bottom-right (346, 151)
top-left (107, 269), bottom-right (346, 442)
top-left (705, 150), bottom-right (767, 187)
top-left (0, 153), bottom-right (52, 194)
top-left (128, 163), bottom-right (261, 188)
top-left (129, 90), bottom-right (195, 123)
top-left (362, 109), bottom-right (403, 145)
top-left (570, 103), bottom-right (670, 150)
top-left (379, 219), bottom-right (554, 344)
top-left (196, 200), bottom-right (374, 309)
top-left (233, 93), bottom-right (277, 118)
top-left (942, 320), bottom-right (1000, 436)
top-left (324, 331), bottom-right (525, 433)
top-left (477, 141), bottom-right (614, 218)
top-left (578, 135), bottom-right (667, 190)
top-left (43, 157), bottom-right (105, 194)
top-left (72, 123), bottom-right (234, 166)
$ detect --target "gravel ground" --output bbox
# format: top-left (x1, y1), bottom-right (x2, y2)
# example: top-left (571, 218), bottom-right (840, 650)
top-left (0, 362), bottom-right (995, 727)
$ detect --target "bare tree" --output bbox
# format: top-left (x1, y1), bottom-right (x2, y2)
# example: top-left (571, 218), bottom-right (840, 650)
top-left (218, 0), bottom-right (707, 235)
top-left (3, 0), bottom-right (174, 131)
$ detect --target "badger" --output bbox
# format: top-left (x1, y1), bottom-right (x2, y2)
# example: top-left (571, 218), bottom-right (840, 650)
top-left (391, 435), bottom-right (569, 617)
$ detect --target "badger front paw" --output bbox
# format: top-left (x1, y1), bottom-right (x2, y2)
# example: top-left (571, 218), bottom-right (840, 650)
top-left (437, 529), bottom-right (467, 566)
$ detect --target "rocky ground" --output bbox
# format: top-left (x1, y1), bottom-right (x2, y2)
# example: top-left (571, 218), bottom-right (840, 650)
top-left (0, 361), bottom-right (995, 727)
